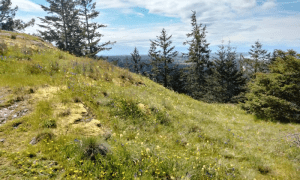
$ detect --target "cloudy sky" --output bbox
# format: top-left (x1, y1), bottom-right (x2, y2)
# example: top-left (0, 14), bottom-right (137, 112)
top-left (12, 0), bottom-right (300, 56)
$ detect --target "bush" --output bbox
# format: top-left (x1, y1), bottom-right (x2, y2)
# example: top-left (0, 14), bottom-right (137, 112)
top-left (81, 137), bottom-right (110, 161)
top-left (42, 118), bottom-right (57, 128)
top-left (26, 63), bottom-right (46, 74)
top-left (36, 131), bottom-right (55, 142)
top-left (241, 50), bottom-right (300, 122)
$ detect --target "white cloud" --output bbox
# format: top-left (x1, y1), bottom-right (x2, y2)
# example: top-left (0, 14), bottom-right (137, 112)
top-left (11, 0), bottom-right (43, 12)
top-left (119, 8), bottom-right (145, 17)
top-left (96, 0), bottom-right (266, 23)
top-left (260, 0), bottom-right (277, 10)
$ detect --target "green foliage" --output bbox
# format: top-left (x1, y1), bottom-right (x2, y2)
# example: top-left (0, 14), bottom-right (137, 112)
top-left (182, 11), bottom-right (214, 101)
top-left (38, 0), bottom-right (83, 56)
top-left (36, 131), bottom-right (55, 142)
top-left (38, 0), bottom-right (114, 57)
top-left (0, 0), bottom-right (35, 31)
top-left (130, 47), bottom-right (145, 74)
top-left (239, 40), bottom-right (271, 80)
top-left (242, 49), bottom-right (300, 122)
top-left (78, 0), bottom-right (115, 58)
top-left (42, 118), bottom-right (57, 128)
top-left (148, 28), bottom-right (179, 88)
top-left (26, 63), bottom-right (46, 75)
top-left (210, 40), bottom-right (247, 103)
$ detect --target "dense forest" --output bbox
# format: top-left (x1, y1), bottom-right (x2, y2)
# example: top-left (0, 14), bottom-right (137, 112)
top-left (1, 0), bottom-right (299, 122)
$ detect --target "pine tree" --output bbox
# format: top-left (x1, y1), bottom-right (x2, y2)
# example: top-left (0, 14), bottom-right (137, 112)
top-left (38, 0), bottom-right (84, 56)
top-left (242, 49), bottom-right (300, 122)
top-left (212, 40), bottom-right (247, 103)
top-left (240, 40), bottom-right (271, 80)
top-left (168, 65), bottom-right (188, 94)
top-left (130, 47), bottom-right (145, 74)
top-left (0, 0), bottom-right (35, 31)
top-left (78, 0), bottom-right (115, 58)
top-left (149, 28), bottom-right (179, 89)
top-left (182, 10), bottom-right (212, 101)
top-left (148, 41), bottom-right (160, 83)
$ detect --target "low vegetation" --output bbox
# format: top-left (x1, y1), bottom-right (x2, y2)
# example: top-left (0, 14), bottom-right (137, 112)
top-left (0, 31), bottom-right (300, 180)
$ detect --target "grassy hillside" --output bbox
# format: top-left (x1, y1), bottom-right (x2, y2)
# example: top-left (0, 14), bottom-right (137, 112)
top-left (0, 30), bottom-right (300, 180)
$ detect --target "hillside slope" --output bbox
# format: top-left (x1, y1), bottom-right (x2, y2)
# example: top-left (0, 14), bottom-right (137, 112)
top-left (0, 30), bottom-right (300, 180)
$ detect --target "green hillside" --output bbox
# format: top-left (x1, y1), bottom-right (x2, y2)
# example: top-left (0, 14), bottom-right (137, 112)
top-left (0, 31), bottom-right (300, 180)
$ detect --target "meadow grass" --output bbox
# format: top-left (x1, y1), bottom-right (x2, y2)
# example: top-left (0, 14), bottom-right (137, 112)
top-left (0, 30), bottom-right (300, 179)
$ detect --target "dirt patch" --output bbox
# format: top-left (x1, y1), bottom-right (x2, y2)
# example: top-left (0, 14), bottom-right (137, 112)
top-left (54, 103), bottom-right (103, 136)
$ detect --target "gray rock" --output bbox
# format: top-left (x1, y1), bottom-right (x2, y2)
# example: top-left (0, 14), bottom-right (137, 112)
top-left (0, 138), bottom-right (5, 143)
top-left (30, 137), bottom-right (37, 145)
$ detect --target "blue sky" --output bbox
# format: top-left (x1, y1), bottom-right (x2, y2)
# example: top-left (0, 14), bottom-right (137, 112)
top-left (11, 0), bottom-right (300, 56)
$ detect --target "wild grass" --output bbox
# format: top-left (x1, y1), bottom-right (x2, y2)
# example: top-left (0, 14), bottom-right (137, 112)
top-left (0, 31), bottom-right (300, 179)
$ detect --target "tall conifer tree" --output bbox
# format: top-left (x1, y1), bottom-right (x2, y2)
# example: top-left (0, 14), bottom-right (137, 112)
top-left (183, 10), bottom-right (213, 100)
top-left (149, 28), bottom-right (178, 88)
top-left (78, 0), bottom-right (115, 58)
top-left (38, 0), bottom-right (83, 56)
top-left (240, 40), bottom-right (271, 80)
top-left (212, 40), bottom-right (247, 103)
top-left (130, 47), bottom-right (145, 74)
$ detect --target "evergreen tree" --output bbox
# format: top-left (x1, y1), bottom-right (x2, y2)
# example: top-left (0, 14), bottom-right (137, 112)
top-left (78, 0), bottom-right (115, 58)
top-left (149, 28), bottom-right (179, 89)
top-left (212, 40), bottom-right (247, 103)
top-left (182, 10), bottom-right (213, 101)
top-left (0, 0), bottom-right (35, 31)
top-left (130, 47), bottom-right (145, 74)
top-left (148, 41), bottom-right (160, 83)
top-left (123, 57), bottom-right (131, 71)
top-left (240, 40), bottom-right (271, 80)
top-left (168, 64), bottom-right (188, 94)
top-left (242, 49), bottom-right (300, 122)
top-left (38, 0), bottom-right (84, 56)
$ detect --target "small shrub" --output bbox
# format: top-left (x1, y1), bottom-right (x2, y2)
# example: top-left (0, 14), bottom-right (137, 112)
top-left (73, 96), bottom-right (82, 103)
top-left (258, 165), bottom-right (271, 174)
top-left (11, 35), bottom-right (17, 39)
top-left (36, 131), bottom-right (55, 142)
top-left (26, 63), bottom-right (46, 74)
top-left (42, 118), bottom-right (57, 128)
top-left (81, 137), bottom-right (110, 161)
